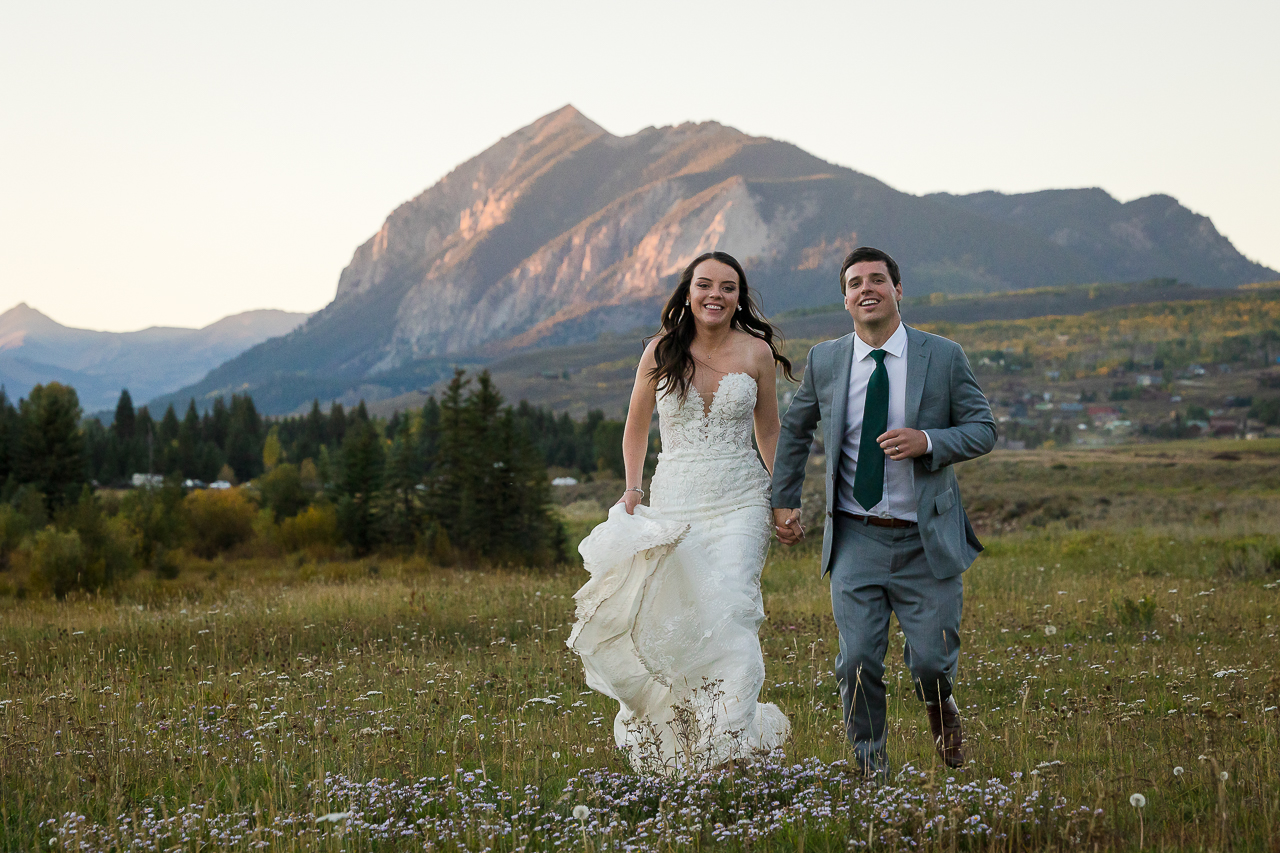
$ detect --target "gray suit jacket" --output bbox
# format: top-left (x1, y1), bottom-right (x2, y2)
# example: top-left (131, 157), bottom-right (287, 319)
top-left (771, 325), bottom-right (997, 579)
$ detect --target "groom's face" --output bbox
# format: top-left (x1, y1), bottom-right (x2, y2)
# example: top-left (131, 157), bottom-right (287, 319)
top-left (843, 261), bottom-right (902, 326)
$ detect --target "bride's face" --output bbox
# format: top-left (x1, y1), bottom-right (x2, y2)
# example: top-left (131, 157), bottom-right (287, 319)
top-left (688, 259), bottom-right (740, 330)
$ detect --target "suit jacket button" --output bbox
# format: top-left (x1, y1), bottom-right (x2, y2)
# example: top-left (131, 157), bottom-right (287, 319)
top-left (826, 511), bottom-right (833, 518)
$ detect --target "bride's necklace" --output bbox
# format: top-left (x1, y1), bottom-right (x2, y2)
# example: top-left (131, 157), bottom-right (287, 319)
top-left (691, 335), bottom-right (733, 375)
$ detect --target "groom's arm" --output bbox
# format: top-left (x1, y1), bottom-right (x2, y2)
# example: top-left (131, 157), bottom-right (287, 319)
top-left (923, 345), bottom-right (997, 472)
top-left (772, 346), bottom-right (822, 509)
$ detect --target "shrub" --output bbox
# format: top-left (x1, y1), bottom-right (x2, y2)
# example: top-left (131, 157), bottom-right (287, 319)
top-left (120, 479), bottom-right (186, 567)
top-left (257, 463), bottom-right (309, 520)
top-left (277, 504), bottom-right (339, 557)
top-left (0, 504), bottom-right (31, 571)
top-left (57, 488), bottom-right (137, 586)
top-left (25, 528), bottom-right (93, 599)
top-left (184, 488), bottom-right (256, 558)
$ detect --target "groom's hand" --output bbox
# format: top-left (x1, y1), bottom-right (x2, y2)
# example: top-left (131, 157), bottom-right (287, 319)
top-left (877, 428), bottom-right (929, 461)
top-left (773, 508), bottom-right (804, 546)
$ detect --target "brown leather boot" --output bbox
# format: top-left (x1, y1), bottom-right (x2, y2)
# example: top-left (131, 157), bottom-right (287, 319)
top-left (926, 696), bottom-right (965, 768)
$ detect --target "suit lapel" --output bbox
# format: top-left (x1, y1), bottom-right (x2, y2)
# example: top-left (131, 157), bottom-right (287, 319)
top-left (826, 332), bottom-right (856, 454)
top-left (905, 325), bottom-right (931, 428)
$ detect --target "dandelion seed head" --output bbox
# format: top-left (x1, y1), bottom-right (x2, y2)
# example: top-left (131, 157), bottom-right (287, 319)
top-left (1173, 766), bottom-right (1185, 776)
top-left (1044, 625), bottom-right (1057, 636)
top-left (1129, 793), bottom-right (1146, 808)
top-left (573, 805), bottom-right (590, 821)
top-left (1219, 771), bottom-right (1229, 781)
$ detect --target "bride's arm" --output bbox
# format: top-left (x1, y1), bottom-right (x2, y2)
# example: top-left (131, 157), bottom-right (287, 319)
top-left (751, 338), bottom-right (782, 477)
top-left (619, 339), bottom-right (660, 514)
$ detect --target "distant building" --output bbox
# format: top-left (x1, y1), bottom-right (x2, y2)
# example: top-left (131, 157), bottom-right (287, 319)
top-left (1135, 374), bottom-right (1156, 387)
top-left (208, 480), bottom-right (233, 490)
top-left (1208, 416), bottom-right (1243, 437)
top-left (551, 477), bottom-right (579, 487)
top-left (130, 473), bottom-right (164, 488)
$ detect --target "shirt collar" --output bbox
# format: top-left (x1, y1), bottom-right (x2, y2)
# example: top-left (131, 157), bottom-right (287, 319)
top-left (853, 322), bottom-right (907, 362)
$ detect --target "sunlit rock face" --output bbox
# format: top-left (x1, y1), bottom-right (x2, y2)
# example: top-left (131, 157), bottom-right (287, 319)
top-left (167, 105), bottom-right (1273, 413)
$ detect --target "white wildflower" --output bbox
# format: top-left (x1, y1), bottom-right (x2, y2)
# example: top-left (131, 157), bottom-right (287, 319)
top-left (1129, 793), bottom-right (1146, 808)
top-left (573, 804), bottom-right (590, 821)
top-left (1219, 771), bottom-right (1229, 781)
top-left (315, 811), bottom-right (349, 823)
top-left (1173, 766), bottom-right (1185, 776)
top-left (1044, 625), bottom-right (1057, 637)
top-left (552, 751), bottom-right (560, 759)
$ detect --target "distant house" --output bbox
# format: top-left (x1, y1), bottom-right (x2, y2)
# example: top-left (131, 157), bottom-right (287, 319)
top-left (130, 473), bottom-right (164, 488)
top-left (1188, 364), bottom-right (1207, 376)
top-left (1208, 416), bottom-right (1243, 437)
top-left (1135, 374), bottom-right (1156, 387)
top-left (1088, 405), bottom-right (1120, 425)
top-left (1058, 402), bottom-right (1084, 412)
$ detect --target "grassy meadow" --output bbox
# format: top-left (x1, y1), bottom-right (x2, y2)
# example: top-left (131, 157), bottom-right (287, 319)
top-left (2, 440), bottom-right (1279, 851)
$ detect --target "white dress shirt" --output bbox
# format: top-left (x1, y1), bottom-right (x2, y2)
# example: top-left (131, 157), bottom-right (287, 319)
top-left (835, 323), bottom-right (931, 521)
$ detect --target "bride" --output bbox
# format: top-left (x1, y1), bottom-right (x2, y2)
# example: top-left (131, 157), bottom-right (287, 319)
top-left (567, 251), bottom-right (795, 774)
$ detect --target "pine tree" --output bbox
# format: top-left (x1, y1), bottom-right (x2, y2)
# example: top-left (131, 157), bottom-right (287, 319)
top-left (157, 405), bottom-right (180, 474)
top-left (381, 418), bottom-right (425, 549)
top-left (15, 382), bottom-right (87, 510)
top-left (428, 370), bottom-right (474, 553)
top-left (336, 419), bottom-right (384, 555)
top-left (0, 387), bottom-right (18, 489)
top-left (225, 394), bottom-right (263, 481)
top-left (329, 402), bottom-right (347, 446)
top-left (113, 389), bottom-right (136, 441)
top-left (176, 400), bottom-right (201, 478)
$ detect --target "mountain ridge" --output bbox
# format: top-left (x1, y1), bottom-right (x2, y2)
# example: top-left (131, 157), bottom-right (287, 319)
top-left (0, 304), bottom-right (309, 412)
top-left (151, 105), bottom-right (1277, 415)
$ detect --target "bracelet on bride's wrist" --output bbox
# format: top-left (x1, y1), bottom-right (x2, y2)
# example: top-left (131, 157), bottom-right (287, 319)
top-left (624, 487), bottom-right (644, 497)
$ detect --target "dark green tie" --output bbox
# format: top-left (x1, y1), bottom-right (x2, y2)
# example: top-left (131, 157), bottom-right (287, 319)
top-left (853, 349), bottom-right (889, 511)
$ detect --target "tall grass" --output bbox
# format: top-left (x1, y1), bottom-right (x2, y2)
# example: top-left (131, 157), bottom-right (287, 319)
top-left (2, 511), bottom-right (1277, 850)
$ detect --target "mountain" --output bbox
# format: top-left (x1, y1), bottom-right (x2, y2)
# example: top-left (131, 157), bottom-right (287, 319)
top-left (158, 105), bottom-right (1276, 415)
top-left (0, 304), bottom-right (308, 413)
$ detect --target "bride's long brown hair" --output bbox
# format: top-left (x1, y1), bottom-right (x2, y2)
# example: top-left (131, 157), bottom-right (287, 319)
top-left (647, 251), bottom-right (795, 401)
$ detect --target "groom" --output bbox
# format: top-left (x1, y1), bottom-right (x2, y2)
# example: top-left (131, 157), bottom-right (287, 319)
top-left (772, 246), bottom-right (996, 777)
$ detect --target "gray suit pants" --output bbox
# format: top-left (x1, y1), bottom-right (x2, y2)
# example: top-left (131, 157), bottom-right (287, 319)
top-left (829, 514), bottom-right (963, 771)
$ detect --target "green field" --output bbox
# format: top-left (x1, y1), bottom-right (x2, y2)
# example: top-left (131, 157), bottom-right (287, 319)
top-left (2, 440), bottom-right (1279, 851)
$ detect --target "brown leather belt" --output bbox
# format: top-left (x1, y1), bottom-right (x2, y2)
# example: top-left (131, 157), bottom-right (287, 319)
top-left (836, 509), bottom-right (917, 529)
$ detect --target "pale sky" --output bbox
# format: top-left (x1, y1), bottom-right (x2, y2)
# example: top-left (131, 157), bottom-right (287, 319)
top-left (2, 1), bottom-right (1276, 332)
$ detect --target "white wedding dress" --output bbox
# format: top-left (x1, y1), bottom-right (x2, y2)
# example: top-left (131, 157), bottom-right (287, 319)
top-left (567, 372), bottom-right (790, 774)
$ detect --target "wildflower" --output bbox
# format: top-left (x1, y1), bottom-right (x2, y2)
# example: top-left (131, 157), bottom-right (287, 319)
top-left (315, 811), bottom-right (350, 823)
top-left (1129, 793), bottom-right (1146, 808)
top-left (573, 804), bottom-right (590, 821)
top-left (1044, 625), bottom-right (1057, 637)
top-left (1173, 766), bottom-right (1185, 776)
top-left (552, 751), bottom-right (561, 759)
top-left (1219, 771), bottom-right (1229, 781)
top-left (248, 703), bottom-right (258, 711)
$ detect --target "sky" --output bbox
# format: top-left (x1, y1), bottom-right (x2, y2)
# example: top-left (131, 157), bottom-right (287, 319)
top-left (1, 1), bottom-right (1277, 333)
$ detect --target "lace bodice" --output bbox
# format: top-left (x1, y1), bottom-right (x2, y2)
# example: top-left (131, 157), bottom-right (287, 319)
top-left (650, 372), bottom-right (771, 518)
top-left (655, 372), bottom-right (758, 453)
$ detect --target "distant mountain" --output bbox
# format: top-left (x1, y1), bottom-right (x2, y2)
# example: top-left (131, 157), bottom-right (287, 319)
top-left (159, 105), bottom-right (1276, 415)
top-left (0, 304), bottom-right (308, 413)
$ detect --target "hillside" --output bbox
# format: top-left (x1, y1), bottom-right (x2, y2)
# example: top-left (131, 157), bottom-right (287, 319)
top-left (365, 281), bottom-right (1280, 424)
top-left (0, 304), bottom-right (308, 412)
top-left (158, 105), bottom-right (1275, 415)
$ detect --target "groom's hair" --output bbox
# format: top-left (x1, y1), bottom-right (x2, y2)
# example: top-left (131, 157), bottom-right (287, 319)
top-left (839, 247), bottom-right (901, 293)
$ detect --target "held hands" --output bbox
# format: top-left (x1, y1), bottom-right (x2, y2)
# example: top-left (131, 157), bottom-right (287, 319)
top-left (773, 508), bottom-right (804, 546)
top-left (877, 428), bottom-right (928, 462)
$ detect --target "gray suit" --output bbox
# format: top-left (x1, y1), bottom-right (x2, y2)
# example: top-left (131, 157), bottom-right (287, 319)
top-left (771, 325), bottom-right (996, 769)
